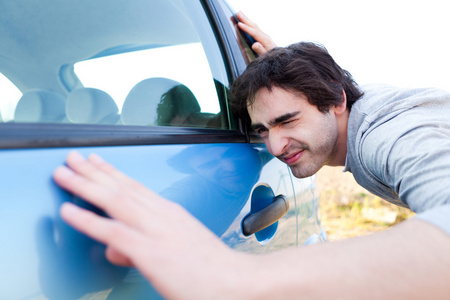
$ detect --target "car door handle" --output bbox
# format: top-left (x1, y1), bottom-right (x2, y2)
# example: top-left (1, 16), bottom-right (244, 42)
top-left (242, 195), bottom-right (289, 236)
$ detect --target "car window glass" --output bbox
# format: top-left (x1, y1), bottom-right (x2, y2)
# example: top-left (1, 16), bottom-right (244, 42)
top-left (0, 0), bottom-right (233, 130)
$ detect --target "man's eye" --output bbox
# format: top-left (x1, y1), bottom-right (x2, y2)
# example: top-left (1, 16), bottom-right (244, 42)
top-left (255, 128), bottom-right (267, 135)
top-left (282, 119), bottom-right (295, 126)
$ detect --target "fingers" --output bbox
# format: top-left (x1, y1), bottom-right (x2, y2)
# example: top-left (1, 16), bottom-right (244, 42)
top-left (87, 153), bottom-right (163, 202)
top-left (66, 151), bottom-right (115, 186)
top-left (60, 202), bottom-right (139, 265)
top-left (236, 11), bottom-right (258, 28)
top-left (67, 152), bottom-right (157, 202)
top-left (53, 152), bottom-right (161, 227)
top-left (236, 11), bottom-right (277, 55)
top-left (252, 42), bottom-right (268, 55)
top-left (237, 22), bottom-right (276, 54)
top-left (105, 246), bottom-right (134, 267)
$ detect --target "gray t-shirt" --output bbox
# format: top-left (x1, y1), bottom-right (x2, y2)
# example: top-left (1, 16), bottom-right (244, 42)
top-left (345, 84), bottom-right (450, 235)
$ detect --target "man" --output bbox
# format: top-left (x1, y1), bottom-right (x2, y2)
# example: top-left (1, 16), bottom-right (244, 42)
top-left (53, 13), bottom-right (450, 299)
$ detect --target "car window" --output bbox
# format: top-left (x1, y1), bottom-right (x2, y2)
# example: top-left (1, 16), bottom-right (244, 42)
top-left (0, 0), bottom-right (234, 130)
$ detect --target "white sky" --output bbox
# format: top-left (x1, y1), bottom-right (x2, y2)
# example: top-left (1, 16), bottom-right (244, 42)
top-left (227, 0), bottom-right (450, 92)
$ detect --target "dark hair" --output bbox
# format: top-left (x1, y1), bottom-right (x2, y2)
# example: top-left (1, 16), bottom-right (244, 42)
top-left (230, 42), bottom-right (363, 125)
top-left (156, 84), bottom-right (200, 126)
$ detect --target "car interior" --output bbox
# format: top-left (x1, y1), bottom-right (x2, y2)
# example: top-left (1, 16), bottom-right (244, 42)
top-left (0, 0), bottom-right (228, 129)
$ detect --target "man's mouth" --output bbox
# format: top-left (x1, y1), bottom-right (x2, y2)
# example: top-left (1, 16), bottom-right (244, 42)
top-left (282, 150), bottom-right (304, 165)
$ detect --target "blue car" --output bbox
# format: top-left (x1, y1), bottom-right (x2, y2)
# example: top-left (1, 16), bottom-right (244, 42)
top-left (0, 0), bottom-right (326, 299)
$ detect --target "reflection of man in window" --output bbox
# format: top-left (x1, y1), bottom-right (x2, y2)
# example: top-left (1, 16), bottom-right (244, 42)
top-left (156, 85), bottom-right (201, 126)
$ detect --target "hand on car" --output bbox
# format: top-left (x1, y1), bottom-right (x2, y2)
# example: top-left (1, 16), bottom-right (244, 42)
top-left (53, 151), bottom-right (256, 300)
top-left (236, 11), bottom-right (277, 55)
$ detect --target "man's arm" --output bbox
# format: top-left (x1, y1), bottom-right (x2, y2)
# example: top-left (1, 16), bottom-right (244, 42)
top-left (249, 218), bottom-right (450, 299)
top-left (54, 151), bottom-right (450, 300)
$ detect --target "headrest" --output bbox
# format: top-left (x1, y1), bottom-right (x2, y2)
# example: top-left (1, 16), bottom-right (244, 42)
top-left (121, 77), bottom-right (199, 126)
top-left (66, 88), bottom-right (119, 124)
top-left (14, 89), bottom-right (66, 123)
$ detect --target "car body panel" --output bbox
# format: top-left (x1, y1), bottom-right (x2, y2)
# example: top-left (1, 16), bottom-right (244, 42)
top-left (0, 143), bottom-right (299, 299)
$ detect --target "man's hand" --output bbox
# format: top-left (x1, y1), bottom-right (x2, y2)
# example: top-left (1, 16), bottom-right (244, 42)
top-left (236, 11), bottom-right (276, 55)
top-left (53, 151), bottom-right (254, 300)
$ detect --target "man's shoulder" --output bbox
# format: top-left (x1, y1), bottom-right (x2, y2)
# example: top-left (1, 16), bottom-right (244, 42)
top-left (354, 84), bottom-right (450, 112)
top-left (350, 84), bottom-right (450, 130)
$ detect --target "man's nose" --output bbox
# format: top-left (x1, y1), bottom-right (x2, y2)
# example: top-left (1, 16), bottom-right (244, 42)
top-left (267, 129), bottom-right (289, 157)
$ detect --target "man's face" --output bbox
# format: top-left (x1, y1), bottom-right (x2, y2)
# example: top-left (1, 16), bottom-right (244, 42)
top-left (248, 87), bottom-right (339, 178)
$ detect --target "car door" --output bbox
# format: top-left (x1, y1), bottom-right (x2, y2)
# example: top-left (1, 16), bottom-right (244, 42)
top-left (0, 0), bottom-right (322, 299)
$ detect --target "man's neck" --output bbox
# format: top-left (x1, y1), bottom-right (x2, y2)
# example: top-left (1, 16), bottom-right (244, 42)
top-left (327, 109), bottom-right (349, 167)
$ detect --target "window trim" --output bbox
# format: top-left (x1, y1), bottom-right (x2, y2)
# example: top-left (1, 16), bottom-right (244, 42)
top-left (205, 0), bottom-right (262, 143)
top-left (0, 123), bottom-right (247, 149)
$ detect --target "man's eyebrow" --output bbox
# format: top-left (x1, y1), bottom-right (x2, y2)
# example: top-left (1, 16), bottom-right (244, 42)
top-left (269, 111), bottom-right (300, 126)
top-left (251, 111), bottom-right (300, 131)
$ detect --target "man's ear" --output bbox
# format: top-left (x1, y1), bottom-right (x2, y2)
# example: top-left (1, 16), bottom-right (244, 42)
top-left (333, 89), bottom-right (347, 115)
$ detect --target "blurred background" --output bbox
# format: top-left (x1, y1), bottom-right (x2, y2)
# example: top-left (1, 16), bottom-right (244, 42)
top-left (226, 0), bottom-right (445, 239)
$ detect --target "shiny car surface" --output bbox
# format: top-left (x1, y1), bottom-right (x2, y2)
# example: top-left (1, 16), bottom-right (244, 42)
top-left (0, 0), bottom-right (326, 299)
